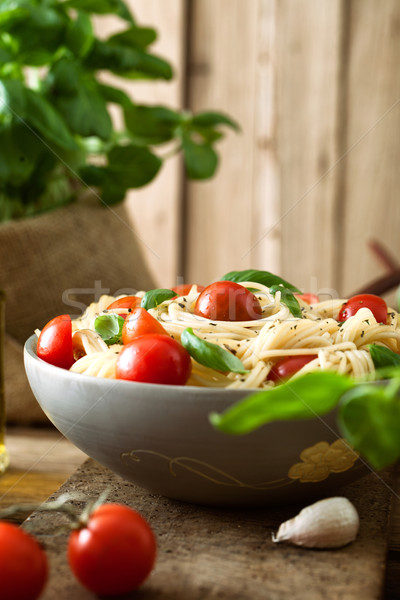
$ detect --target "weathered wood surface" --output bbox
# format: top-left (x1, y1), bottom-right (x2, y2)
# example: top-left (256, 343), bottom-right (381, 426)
top-left (115, 1), bottom-right (400, 299)
top-left (21, 457), bottom-right (397, 600)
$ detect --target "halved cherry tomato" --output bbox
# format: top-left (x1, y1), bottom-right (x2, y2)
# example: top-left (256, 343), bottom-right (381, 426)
top-left (0, 521), bottom-right (48, 600)
top-left (122, 308), bottom-right (167, 344)
top-left (295, 293), bottom-right (320, 305)
top-left (194, 281), bottom-right (262, 322)
top-left (267, 355), bottom-right (317, 383)
top-left (37, 314), bottom-right (74, 369)
top-left (338, 294), bottom-right (388, 324)
top-left (171, 284), bottom-right (205, 296)
top-left (116, 334), bottom-right (192, 385)
top-left (68, 503), bottom-right (156, 596)
top-left (106, 296), bottom-right (141, 318)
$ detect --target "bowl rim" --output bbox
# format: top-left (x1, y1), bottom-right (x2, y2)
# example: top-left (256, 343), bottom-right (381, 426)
top-left (24, 333), bottom-right (254, 398)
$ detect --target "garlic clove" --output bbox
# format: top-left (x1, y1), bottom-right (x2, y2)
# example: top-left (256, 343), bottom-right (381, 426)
top-left (272, 496), bottom-right (359, 549)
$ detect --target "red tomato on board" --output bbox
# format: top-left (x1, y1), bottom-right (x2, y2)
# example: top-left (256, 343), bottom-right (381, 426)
top-left (295, 293), bottom-right (320, 305)
top-left (122, 307), bottom-right (168, 344)
top-left (267, 355), bottom-right (317, 383)
top-left (0, 521), bottom-right (48, 600)
top-left (68, 504), bottom-right (156, 596)
top-left (37, 314), bottom-right (74, 369)
top-left (194, 281), bottom-right (262, 322)
top-left (338, 294), bottom-right (388, 324)
top-left (171, 284), bottom-right (205, 296)
top-left (116, 333), bottom-right (192, 385)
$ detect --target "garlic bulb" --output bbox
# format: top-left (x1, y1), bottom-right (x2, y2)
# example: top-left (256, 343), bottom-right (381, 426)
top-left (272, 496), bottom-right (359, 549)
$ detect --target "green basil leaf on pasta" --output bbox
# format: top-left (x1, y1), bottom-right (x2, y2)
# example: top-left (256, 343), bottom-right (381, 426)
top-left (269, 285), bottom-right (303, 319)
top-left (210, 371), bottom-right (354, 434)
top-left (338, 380), bottom-right (400, 469)
top-left (140, 288), bottom-right (177, 310)
top-left (221, 270), bottom-right (300, 293)
top-left (181, 327), bottom-right (248, 374)
top-left (369, 344), bottom-right (400, 369)
top-left (94, 313), bottom-right (124, 345)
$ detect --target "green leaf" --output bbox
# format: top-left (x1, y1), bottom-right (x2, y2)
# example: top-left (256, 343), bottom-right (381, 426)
top-left (94, 313), bottom-right (124, 345)
top-left (140, 289), bottom-right (177, 310)
top-left (51, 61), bottom-right (112, 140)
top-left (85, 40), bottom-right (172, 80)
top-left (369, 344), bottom-right (400, 369)
top-left (98, 84), bottom-right (132, 109)
top-left (106, 144), bottom-right (162, 188)
top-left (108, 25), bottom-right (157, 50)
top-left (0, 3), bottom-right (29, 28)
top-left (269, 284), bottom-right (303, 319)
top-left (221, 270), bottom-right (300, 293)
top-left (0, 123), bottom-right (44, 184)
top-left (64, 0), bottom-right (134, 21)
top-left (181, 135), bottom-right (218, 180)
top-left (191, 111), bottom-right (240, 132)
top-left (0, 79), bottom-right (26, 120)
top-left (338, 380), bottom-right (400, 469)
top-left (65, 11), bottom-right (94, 57)
top-left (210, 371), bottom-right (353, 435)
top-left (25, 89), bottom-right (78, 150)
top-left (181, 327), bottom-right (248, 374)
top-left (5, 5), bottom-right (67, 65)
top-left (124, 105), bottom-right (182, 145)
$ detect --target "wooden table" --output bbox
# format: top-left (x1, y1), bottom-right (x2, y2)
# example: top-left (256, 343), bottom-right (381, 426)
top-left (1, 427), bottom-right (399, 599)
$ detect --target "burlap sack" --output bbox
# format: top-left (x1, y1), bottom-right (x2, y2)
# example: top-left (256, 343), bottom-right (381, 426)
top-left (0, 196), bottom-right (155, 424)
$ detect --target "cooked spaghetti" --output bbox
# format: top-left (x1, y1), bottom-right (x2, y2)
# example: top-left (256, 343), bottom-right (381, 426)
top-left (69, 282), bottom-right (400, 389)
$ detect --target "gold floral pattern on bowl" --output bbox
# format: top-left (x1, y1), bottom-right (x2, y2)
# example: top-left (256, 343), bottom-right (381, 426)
top-left (288, 439), bottom-right (360, 483)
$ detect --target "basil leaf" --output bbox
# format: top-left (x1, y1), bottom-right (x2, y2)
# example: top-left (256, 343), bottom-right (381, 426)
top-left (210, 371), bottom-right (353, 434)
top-left (140, 289), bottom-right (177, 310)
top-left (181, 327), bottom-right (248, 374)
top-left (221, 270), bottom-right (300, 293)
top-left (94, 313), bottom-right (124, 345)
top-left (338, 380), bottom-right (400, 469)
top-left (181, 134), bottom-right (218, 180)
top-left (369, 344), bottom-right (400, 369)
top-left (269, 285), bottom-right (303, 319)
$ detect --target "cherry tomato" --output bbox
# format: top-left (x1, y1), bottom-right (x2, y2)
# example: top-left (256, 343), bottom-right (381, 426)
top-left (116, 333), bottom-right (192, 385)
top-left (194, 281), bottom-right (262, 322)
top-left (338, 294), bottom-right (388, 324)
top-left (122, 307), bottom-right (167, 344)
top-left (37, 314), bottom-right (74, 369)
top-left (0, 521), bottom-right (48, 600)
top-left (106, 296), bottom-right (141, 318)
top-left (295, 293), bottom-right (320, 305)
top-left (171, 284), bottom-right (205, 296)
top-left (68, 504), bottom-right (156, 596)
top-left (267, 355), bottom-right (317, 383)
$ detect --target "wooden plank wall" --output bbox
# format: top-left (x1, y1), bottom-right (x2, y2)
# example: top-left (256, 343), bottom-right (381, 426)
top-left (123, 0), bottom-right (400, 300)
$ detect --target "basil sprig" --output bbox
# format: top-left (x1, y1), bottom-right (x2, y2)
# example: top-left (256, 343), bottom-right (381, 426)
top-left (209, 372), bottom-right (353, 434)
top-left (181, 327), bottom-right (248, 374)
top-left (338, 380), bottom-right (400, 469)
top-left (94, 313), bottom-right (124, 345)
top-left (269, 284), bottom-right (302, 319)
top-left (209, 367), bottom-right (400, 471)
top-left (140, 288), bottom-right (177, 310)
top-left (221, 269), bottom-right (300, 293)
top-left (369, 344), bottom-right (400, 369)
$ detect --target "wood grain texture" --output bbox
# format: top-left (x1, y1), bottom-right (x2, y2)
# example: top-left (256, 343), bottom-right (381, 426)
top-left (96, 0), bottom-right (185, 288)
top-left (185, 0), bottom-right (280, 284)
top-left (276, 0), bottom-right (343, 297)
top-left (22, 459), bottom-right (394, 600)
top-left (340, 0), bottom-right (400, 300)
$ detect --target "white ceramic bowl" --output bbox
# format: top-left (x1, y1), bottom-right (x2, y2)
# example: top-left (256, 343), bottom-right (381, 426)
top-left (24, 334), bottom-right (365, 507)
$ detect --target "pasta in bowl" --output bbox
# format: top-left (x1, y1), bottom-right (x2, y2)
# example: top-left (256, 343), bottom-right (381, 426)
top-left (24, 271), bottom-right (400, 506)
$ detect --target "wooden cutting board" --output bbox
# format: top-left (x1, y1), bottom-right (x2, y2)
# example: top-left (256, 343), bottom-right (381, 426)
top-left (22, 458), bottom-right (395, 600)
